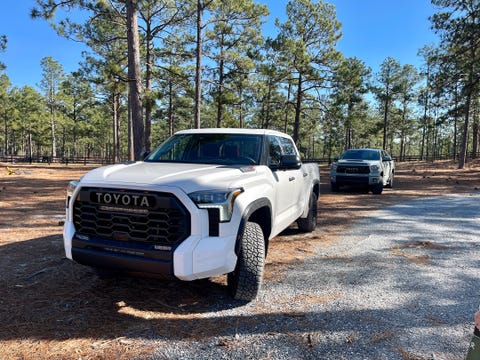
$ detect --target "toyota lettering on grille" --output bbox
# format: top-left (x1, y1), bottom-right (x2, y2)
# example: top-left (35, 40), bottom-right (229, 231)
top-left (92, 191), bottom-right (155, 209)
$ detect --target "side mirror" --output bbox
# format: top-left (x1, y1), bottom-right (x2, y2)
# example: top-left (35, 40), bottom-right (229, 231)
top-left (383, 156), bottom-right (392, 162)
top-left (278, 155), bottom-right (302, 170)
top-left (333, 156), bottom-right (339, 162)
top-left (140, 151), bottom-right (150, 161)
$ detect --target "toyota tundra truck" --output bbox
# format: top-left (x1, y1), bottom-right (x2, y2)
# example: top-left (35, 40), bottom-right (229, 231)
top-left (64, 128), bottom-right (320, 301)
top-left (330, 148), bottom-right (395, 194)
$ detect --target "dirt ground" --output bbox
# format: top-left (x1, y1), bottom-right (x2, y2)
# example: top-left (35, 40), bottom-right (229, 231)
top-left (1, 159), bottom-right (479, 359)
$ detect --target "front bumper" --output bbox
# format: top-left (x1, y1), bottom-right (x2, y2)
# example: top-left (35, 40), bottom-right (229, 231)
top-left (64, 219), bottom-right (238, 281)
top-left (63, 182), bottom-right (241, 281)
top-left (330, 173), bottom-right (381, 186)
top-left (71, 233), bottom-right (174, 278)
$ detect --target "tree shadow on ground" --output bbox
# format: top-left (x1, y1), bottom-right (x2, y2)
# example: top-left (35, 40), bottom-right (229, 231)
top-left (0, 233), bottom-right (476, 360)
top-left (0, 235), bottom-right (247, 340)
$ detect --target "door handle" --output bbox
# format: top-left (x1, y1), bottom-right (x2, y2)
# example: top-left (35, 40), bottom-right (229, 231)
top-left (289, 177), bottom-right (295, 182)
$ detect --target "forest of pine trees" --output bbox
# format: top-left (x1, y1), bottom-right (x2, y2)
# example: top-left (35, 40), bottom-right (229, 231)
top-left (0, 0), bottom-right (479, 168)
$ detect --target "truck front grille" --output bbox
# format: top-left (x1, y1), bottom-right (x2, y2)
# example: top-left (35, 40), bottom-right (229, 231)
top-left (336, 165), bottom-right (370, 174)
top-left (72, 187), bottom-right (190, 246)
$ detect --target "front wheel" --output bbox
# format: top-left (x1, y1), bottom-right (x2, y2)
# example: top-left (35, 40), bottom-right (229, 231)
top-left (297, 192), bottom-right (318, 232)
top-left (371, 181), bottom-right (383, 195)
top-left (227, 221), bottom-right (265, 302)
top-left (331, 182), bottom-right (339, 192)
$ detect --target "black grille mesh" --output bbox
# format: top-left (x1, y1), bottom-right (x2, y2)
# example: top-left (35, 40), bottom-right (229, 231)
top-left (336, 165), bottom-right (370, 174)
top-left (73, 188), bottom-right (190, 245)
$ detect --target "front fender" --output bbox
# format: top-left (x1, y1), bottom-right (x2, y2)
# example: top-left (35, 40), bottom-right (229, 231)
top-left (235, 197), bottom-right (272, 255)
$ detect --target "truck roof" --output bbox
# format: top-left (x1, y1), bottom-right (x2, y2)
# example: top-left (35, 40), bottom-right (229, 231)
top-left (175, 128), bottom-right (292, 138)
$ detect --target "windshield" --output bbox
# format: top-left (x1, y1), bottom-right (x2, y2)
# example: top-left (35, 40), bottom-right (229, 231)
top-left (341, 149), bottom-right (381, 161)
top-left (145, 133), bottom-right (263, 165)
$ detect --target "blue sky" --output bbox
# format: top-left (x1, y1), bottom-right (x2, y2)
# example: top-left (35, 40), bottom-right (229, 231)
top-left (0, 0), bottom-right (438, 89)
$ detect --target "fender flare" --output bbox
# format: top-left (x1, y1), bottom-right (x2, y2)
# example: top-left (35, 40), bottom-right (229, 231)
top-left (234, 197), bottom-right (272, 256)
top-left (301, 179), bottom-right (320, 218)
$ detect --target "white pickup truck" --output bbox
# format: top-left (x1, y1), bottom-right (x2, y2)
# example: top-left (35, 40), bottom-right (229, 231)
top-left (330, 148), bottom-right (395, 194)
top-left (64, 128), bottom-right (320, 301)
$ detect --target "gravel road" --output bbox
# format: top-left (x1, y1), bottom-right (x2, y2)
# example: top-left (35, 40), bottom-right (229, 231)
top-left (150, 194), bottom-right (480, 360)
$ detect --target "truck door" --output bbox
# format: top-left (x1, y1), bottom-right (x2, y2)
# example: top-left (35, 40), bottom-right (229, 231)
top-left (267, 135), bottom-right (303, 225)
top-left (381, 150), bottom-right (392, 183)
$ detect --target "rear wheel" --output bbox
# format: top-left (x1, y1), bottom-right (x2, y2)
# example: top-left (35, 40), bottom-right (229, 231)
top-left (386, 172), bottom-right (394, 188)
top-left (227, 221), bottom-right (265, 302)
top-left (297, 192), bottom-right (318, 232)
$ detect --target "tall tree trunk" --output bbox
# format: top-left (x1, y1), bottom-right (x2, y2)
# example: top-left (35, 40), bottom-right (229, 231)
top-left (144, 25), bottom-right (153, 152)
top-left (113, 92), bottom-right (120, 163)
top-left (128, 93), bottom-right (134, 160)
top-left (420, 92), bottom-right (428, 160)
top-left (458, 95), bottom-right (470, 169)
top-left (238, 83), bottom-right (244, 128)
top-left (472, 98), bottom-right (478, 158)
top-left (168, 76), bottom-right (174, 136)
top-left (264, 78), bottom-right (272, 129)
top-left (73, 105), bottom-right (78, 159)
top-left (293, 73), bottom-right (303, 144)
top-left (28, 126), bottom-right (32, 163)
top-left (345, 102), bottom-right (353, 150)
top-left (126, 0), bottom-right (144, 160)
top-left (144, 17), bottom-right (154, 151)
top-left (3, 101), bottom-right (7, 156)
top-left (458, 49), bottom-right (476, 169)
top-left (194, 0), bottom-right (203, 129)
top-left (50, 105), bottom-right (56, 159)
top-left (453, 84), bottom-right (459, 161)
top-left (382, 92), bottom-right (389, 150)
top-left (472, 119), bottom-right (478, 158)
top-left (284, 82), bottom-right (292, 133)
top-left (216, 57), bottom-right (225, 128)
top-left (458, 85), bottom-right (472, 168)
top-left (61, 125), bottom-right (66, 159)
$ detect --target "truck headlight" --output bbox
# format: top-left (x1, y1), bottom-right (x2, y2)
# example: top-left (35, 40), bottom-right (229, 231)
top-left (66, 180), bottom-right (79, 208)
top-left (188, 188), bottom-right (243, 222)
top-left (67, 180), bottom-right (79, 197)
top-left (331, 163), bottom-right (338, 171)
top-left (370, 165), bottom-right (380, 173)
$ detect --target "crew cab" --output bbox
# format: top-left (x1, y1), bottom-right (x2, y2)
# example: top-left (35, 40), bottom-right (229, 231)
top-left (64, 128), bottom-right (320, 301)
top-left (329, 148), bottom-right (394, 194)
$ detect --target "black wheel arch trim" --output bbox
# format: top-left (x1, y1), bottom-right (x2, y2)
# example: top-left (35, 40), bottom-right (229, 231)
top-left (235, 197), bottom-right (272, 256)
top-left (311, 179), bottom-right (320, 198)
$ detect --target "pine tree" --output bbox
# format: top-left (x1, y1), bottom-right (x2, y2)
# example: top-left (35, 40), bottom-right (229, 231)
top-left (430, 0), bottom-right (480, 168)
top-left (275, 0), bottom-right (341, 144)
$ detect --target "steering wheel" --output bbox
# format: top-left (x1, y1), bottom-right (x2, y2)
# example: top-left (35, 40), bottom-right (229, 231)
top-left (238, 156), bottom-right (256, 165)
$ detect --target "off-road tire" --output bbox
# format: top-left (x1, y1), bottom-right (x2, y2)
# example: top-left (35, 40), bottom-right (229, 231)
top-left (371, 181), bottom-right (383, 195)
top-left (297, 192), bottom-right (318, 232)
top-left (94, 267), bottom-right (118, 279)
top-left (227, 221), bottom-right (265, 302)
top-left (331, 182), bottom-right (339, 192)
top-left (386, 172), bottom-right (394, 188)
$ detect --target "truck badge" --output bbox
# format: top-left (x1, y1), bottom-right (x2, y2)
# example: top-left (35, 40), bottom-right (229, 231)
top-left (95, 192), bottom-right (150, 207)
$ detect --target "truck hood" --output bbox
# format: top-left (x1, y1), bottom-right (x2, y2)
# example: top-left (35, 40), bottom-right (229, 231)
top-left (79, 161), bottom-right (257, 193)
top-left (337, 159), bottom-right (380, 166)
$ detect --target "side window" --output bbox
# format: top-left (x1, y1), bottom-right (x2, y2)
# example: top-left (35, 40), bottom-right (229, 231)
top-left (279, 136), bottom-right (297, 156)
top-left (267, 136), bottom-right (282, 166)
